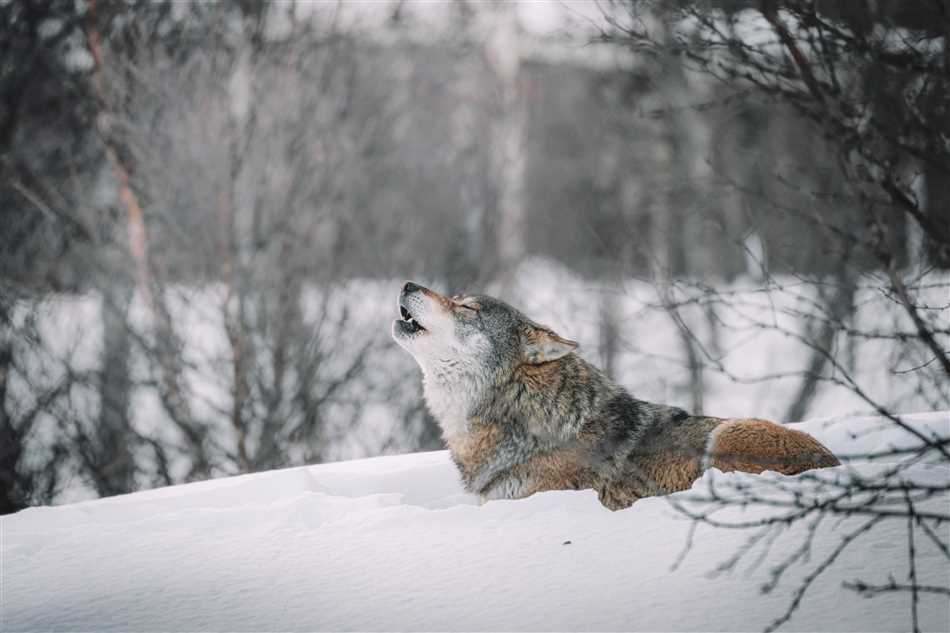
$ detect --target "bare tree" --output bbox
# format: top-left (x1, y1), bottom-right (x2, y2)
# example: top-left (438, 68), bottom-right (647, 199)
top-left (0, 2), bottom-right (455, 507)
top-left (600, 1), bottom-right (950, 629)
top-left (86, 4), bottom-right (425, 478)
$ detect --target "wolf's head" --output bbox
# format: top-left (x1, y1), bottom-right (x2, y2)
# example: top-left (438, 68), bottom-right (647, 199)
top-left (392, 281), bottom-right (578, 386)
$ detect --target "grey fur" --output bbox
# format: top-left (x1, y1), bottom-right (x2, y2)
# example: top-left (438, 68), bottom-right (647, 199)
top-left (392, 282), bottom-right (838, 509)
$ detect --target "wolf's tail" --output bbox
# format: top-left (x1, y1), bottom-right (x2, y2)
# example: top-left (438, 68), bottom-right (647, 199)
top-left (705, 418), bottom-right (840, 475)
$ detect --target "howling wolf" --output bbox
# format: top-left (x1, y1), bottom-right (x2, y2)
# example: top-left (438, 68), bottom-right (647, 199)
top-left (392, 281), bottom-right (840, 510)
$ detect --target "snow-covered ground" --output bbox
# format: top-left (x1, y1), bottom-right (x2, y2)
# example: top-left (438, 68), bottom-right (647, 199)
top-left (5, 411), bottom-right (948, 632)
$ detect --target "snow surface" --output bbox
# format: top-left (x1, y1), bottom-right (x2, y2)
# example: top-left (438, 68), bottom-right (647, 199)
top-left (4, 412), bottom-right (949, 632)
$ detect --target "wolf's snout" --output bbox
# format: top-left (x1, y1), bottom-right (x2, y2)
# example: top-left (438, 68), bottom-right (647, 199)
top-left (402, 281), bottom-right (448, 306)
top-left (401, 281), bottom-right (448, 307)
top-left (396, 281), bottom-right (429, 336)
top-left (402, 281), bottom-right (424, 295)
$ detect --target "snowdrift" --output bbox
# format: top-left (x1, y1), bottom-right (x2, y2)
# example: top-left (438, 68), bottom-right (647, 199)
top-left (5, 412), bottom-right (949, 632)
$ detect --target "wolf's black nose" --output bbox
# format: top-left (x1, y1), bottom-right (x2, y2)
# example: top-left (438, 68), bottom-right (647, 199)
top-left (403, 281), bottom-right (423, 295)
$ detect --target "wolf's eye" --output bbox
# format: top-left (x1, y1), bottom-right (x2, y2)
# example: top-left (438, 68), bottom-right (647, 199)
top-left (451, 295), bottom-right (478, 311)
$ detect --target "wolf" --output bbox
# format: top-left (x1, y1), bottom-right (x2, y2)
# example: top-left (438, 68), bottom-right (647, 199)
top-left (392, 281), bottom-right (840, 510)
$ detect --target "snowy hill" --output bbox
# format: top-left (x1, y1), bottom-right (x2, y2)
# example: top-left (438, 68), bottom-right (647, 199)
top-left (5, 412), bottom-right (949, 632)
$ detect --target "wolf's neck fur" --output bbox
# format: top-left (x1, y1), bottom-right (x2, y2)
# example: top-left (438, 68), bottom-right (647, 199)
top-left (424, 353), bottom-right (623, 441)
top-left (421, 358), bottom-right (491, 443)
top-left (493, 355), bottom-right (622, 440)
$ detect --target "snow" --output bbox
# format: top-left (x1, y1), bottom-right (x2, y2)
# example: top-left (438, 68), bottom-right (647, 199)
top-left (5, 411), bottom-right (948, 632)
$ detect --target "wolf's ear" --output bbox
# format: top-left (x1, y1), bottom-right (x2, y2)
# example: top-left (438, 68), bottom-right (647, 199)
top-left (521, 325), bottom-right (578, 364)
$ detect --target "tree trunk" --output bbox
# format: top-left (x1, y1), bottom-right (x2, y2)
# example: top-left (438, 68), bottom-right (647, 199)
top-left (784, 270), bottom-right (857, 422)
top-left (93, 282), bottom-right (135, 496)
top-left (0, 299), bottom-right (25, 514)
top-left (486, 4), bottom-right (526, 287)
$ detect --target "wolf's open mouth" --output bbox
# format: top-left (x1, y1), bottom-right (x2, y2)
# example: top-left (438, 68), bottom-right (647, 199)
top-left (399, 305), bottom-right (426, 333)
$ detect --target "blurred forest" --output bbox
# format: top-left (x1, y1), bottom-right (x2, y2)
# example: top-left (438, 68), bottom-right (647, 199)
top-left (1, 0), bottom-right (948, 513)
